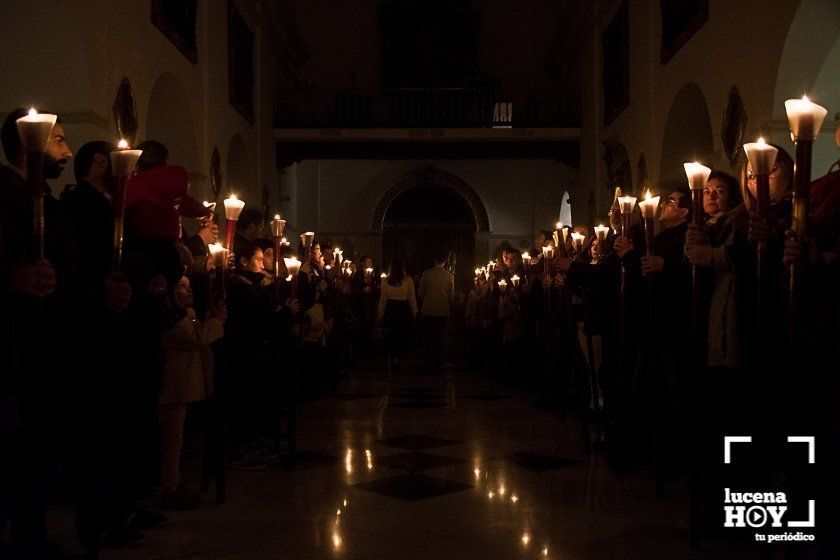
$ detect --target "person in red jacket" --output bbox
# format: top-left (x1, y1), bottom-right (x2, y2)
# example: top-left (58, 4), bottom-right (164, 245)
top-left (124, 140), bottom-right (210, 242)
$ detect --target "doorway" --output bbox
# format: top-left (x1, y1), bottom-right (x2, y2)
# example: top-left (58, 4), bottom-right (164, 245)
top-left (382, 183), bottom-right (476, 287)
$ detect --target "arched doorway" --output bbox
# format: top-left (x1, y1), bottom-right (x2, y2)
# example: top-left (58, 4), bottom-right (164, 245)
top-left (382, 183), bottom-right (476, 280)
top-left (373, 167), bottom-right (488, 288)
top-left (659, 82), bottom-right (713, 190)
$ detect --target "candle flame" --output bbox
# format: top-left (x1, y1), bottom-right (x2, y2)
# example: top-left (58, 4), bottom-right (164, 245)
top-left (555, 221), bottom-right (563, 229)
top-left (757, 137), bottom-right (766, 146)
top-left (511, 494), bottom-right (519, 503)
top-left (521, 533), bottom-right (531, 546)
top-left (543, 547), bottom-right (549, 556)
top-left (117, 139), bottom-right (129, 149)
top-left (228, 194), bottom-right (237, 200)
top-left (274, 213), bottom-right (281, 220)
top-left (802, 94), bottom-right (809, 102)
top-left (28, 107), bottom-right (37, 117)
top-left (645, 189), bottom-right (652, 201)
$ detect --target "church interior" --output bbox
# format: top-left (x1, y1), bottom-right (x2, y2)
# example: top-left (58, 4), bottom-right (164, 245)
top-left (0, 0), bottom-right (838, 558)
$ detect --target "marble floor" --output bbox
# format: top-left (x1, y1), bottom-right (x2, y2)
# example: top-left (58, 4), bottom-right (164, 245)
top-left (49, 347), bottom-right (762, 559)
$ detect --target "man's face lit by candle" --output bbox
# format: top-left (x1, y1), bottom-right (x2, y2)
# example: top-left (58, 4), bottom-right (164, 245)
top-left (43, 123), bottom-right (73, 179)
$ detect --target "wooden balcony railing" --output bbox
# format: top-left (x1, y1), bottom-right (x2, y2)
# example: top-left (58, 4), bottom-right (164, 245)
top-left (274, 87), bottom-right (580, 129)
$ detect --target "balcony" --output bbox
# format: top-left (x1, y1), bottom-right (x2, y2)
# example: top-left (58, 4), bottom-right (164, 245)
top-left (274, 87), bottom-right (580, 129)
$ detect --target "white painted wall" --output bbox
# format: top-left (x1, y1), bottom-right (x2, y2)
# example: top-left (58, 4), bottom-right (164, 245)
top-left (281, 158), bottom-right (579, 265)
top-left (577, 0), bottom-right (840, 216)
top-left (0, 0), bottom-right (278, 213)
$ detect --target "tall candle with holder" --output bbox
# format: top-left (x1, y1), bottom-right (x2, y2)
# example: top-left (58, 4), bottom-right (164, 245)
top-left (109, 139), bottom-right (143, 270)
top-left (683, 160), bottom-right (711, 549)
top-left (16, 108), bottom-right (57, 259)
top-left (784, 95), bottom-right (828, 336)
top-left (743, 137), bottom-right (779, 326)
top-left (270, 214), bottom-right (287, 302)
top-left (223, 195), bottom-right (245, 250)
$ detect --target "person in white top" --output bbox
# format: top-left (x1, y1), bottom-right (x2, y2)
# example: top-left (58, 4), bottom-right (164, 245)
top-left (418, 250), bottom-right (454, 371)
top-left (378, 258), bottom-right (417, 372)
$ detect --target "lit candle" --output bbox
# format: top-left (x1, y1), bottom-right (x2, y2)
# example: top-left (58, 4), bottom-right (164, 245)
top-left (110, 139), bottom-right (143, 178)
top-left (742, 137), bottom-right (778, 176)
top-left (380, 272), bottom-right (387, 280)
top-left (510, 274), bottom-right (520, 288)
top-left (303, 231), bottom-right (315, 247)
top-left (637, 190), bottom-right (660, 219)
top-left (284, 256), bottom-right (301, 277)
top-left (683, 162), bottom-right (711, 191)
top-left (571, 231), bottom-right (585, 254)
top-left (15, 107), bottom-right (57, 152)
top-left (498, 279), bottom-right (507, 291)
top-left (474, 267), bottom-right (482, 276)
top-left (109, 139), bottom-right (144, 270)
top-left (208, 243), bottom-right (229, 295)
top-left (594, 224), bottom-right (609, 242)
top-left (683, 162), bottom-right (711, 227)
top-left (223, 194), bottom-right (245, 249)
top-left (521, 252), bottom-right (531, 266)
top-left (17, 108), bottom-right (59, 259)
top-left (269, 213), bottom-right (286, 237)
top-left (541, 245), bottom-right (554, 260)
top-left (617, 195), bottom-right (637, 215)
top-left (365, 267), bottom-right (374, 281)
top-left (784, 95), bottom-right (828, 141)
top-left (208, 243), bottom-right (229, 267)
top-left (284, 257), bottom-right (302, 300)
top-left (333, 248), bottom-right (343, 264)
top-left (639, 190), bottom-right (659, 258)
top-left (280, 237), bottom-right (289, 247)
top-left (223, 194), bottom-right (245, 220)
top-left (743, 137), bottom-right (778, 222)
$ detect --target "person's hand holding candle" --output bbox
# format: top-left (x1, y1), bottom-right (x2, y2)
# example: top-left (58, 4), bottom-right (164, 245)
top-left (613, 236), bottom-right (634, 259)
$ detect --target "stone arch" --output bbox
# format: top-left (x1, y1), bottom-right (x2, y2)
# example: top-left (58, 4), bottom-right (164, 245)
top-left (371, 167), bottom-right (490, 231)
top-left (225, 133), bottom-right (254, 197)
top-left (773, 0), bottom-right (840, 173)
top-left (145, 72), bottom-right (199, 174)
top-left (659, 82), bottom-right (713, 190)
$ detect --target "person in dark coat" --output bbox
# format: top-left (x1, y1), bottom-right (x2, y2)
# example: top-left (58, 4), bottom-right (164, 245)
top-left (0, 107), bottom-right (75, 558)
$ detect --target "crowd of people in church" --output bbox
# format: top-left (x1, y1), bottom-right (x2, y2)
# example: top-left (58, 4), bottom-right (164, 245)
top-left (1, 98), bottom-right (838, 558)
top-left (463, 124), bottom-right (840, 542)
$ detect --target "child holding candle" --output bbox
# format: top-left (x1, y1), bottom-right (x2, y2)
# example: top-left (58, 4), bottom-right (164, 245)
top-left (159, 273), bottom-right (226, 509)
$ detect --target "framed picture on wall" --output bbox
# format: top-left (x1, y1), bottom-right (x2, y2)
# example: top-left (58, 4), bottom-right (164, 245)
top-left (660, 0), bottom-right (709, 64)
top-left (602, 0), bottom-right (629, 126)
top-left (228, 0), bottom-right (255, 124)
top-left (151, 0), bottom-right (198, 64)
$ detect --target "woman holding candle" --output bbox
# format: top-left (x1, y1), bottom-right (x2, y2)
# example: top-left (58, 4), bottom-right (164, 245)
top-left (378, 258), bottom-right (417, 373)
top-left (225, 241), bottom-right (274, 469)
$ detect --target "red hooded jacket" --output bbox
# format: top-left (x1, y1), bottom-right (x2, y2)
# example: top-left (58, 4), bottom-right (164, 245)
top-left (124, 165), bottom-right (208, 241)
